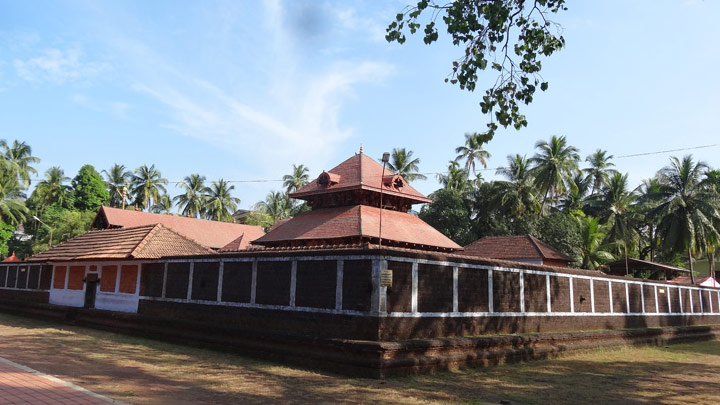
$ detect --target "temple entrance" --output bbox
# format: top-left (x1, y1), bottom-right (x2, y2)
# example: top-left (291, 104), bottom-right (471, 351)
top-left (84, 273), bottom-right (99, 309)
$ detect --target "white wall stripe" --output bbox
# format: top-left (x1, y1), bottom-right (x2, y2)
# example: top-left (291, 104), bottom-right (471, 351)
top-left (519, 271), bottom-right (525, 313)
top-left (654, 285), bottom-right (659, 313)
top-left (335, 260), bottom-right (343, 311)
top-left (640, 283), bottom-right (645, 314)
top-left (689, 288), bottom-right (694, 313)
top-left (217, 261), bottom-right (224, 302)
top-left (452, 266), bottom-right (459, 313)
top-left (679, 288), bottom-right (684, 313)
top-left (250, 259), bottom-right (257, 304)
top-left (609, 281), bottom-right (613, 313)
top-left (186, 262), bottom-right (194, 300)
top-left (289, 260), bottom-right (297, 307)
top-left (411, 262), bottom-right (418, 313)
top-left (546, 274), bottom-right (551, 313)
top-left (590, 279), bottom-right (595, 313)
top-left (625, 283), bottom-right (630, 314)
top-left (488, 269), bottom-right (494, 313)
top-left (161, 262), bottom-right (168, 298)
top-left (569, 276), bottom-right (574, 313)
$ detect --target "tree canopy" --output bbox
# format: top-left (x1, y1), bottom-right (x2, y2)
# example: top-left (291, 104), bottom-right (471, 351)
top-left (387, 0), bottom-right (567, 138)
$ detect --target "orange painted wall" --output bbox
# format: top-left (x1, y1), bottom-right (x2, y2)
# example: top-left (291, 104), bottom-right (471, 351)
top-left (67, 266), bottom-right (85, 290)
top-left (119, 265), bottom-right (138, 294)
top-left (53, 266), bottom-right (67, 289)
top-left (100, 266), bottom-right (118, 292)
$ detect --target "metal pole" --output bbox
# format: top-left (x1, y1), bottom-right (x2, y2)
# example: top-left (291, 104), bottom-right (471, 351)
top-left (379, 152), bottom-right (390, 247)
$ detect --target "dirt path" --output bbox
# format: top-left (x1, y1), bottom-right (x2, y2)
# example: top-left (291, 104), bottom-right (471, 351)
top-left (0, 312), bottom-right (719, 404)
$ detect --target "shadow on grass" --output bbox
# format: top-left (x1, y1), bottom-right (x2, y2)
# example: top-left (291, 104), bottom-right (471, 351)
top-left (1, 312), bottom-right (719, 404)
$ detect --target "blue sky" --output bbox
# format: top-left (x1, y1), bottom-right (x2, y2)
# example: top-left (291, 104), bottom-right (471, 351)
top-left (1, 0), bottom-right (719, 209)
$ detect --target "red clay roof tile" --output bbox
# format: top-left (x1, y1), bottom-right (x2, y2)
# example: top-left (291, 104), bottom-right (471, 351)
top-left (253, 205), bottom-right (461, 250)
top-left (28, 224), bottom-right (215, 262)
top-left (289, 153), bottom-right (431, 204)
top-left (463, 235), bottom-right (572, 262)
top-left (92, 206), bottom-right (265, 250)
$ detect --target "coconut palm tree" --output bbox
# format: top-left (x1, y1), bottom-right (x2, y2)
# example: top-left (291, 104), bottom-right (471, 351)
top-left (454, 132), bottom-right (492, 175)
top-left (437, 161), bottom-right (472, 193)
top-left (1, 140), bottom-right (39, 189)
top-left (174, 174), bottom-right (209, 218)
top-left (558, 173), bottom-right (590, 214)
top-left (255, 191), bottom-right (293, 224)
top-left (382, 148), bottom-right (427, 182)
top-left (635, 178), bottom-right (663, 262)
top-left (577, 216), bottom-right (615, 270)
top-left (102, 164), bottom-right (133, 208)
top-left (150, 194), bottom-right (173, 215)
top-left (585, 173), bottom-right (638, 251)
top-left (649, 156), bottom-right (720, 283)
top-left (33, 167), bottom-right (71, 212)
top-left (131, 164), bottom-right (168, 211)
top-left (529, 135), bottom-right (580, 216)
top-left (0, 169), bottom-right (28, 226)
top-left (583, 149), bottom-right (618, 194)
top-left (282, 164), bottom-right (310, 193)
top-left (495, 154), bottom-right (540, 216)
top-left (204, 179), bottom-right (240, 222)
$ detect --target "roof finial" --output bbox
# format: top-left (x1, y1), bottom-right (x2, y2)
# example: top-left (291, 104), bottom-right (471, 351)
top-left (359, 143), bottom-right (363, 154)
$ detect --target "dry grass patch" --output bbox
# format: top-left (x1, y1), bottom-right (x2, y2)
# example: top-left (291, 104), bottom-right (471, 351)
top-left (0, 312), bottom-right (718, 404)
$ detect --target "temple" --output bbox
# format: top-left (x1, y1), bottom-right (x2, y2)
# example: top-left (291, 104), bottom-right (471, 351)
top-left (253, 151), bottom-right (461, 252)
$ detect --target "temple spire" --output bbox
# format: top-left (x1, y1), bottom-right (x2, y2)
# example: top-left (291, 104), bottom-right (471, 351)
top-left (359, 143), bottom-right (363, 154)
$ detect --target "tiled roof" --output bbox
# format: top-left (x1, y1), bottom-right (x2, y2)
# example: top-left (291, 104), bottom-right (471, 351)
top-left (668, 276), bottom-right (720, 288)
top-left (2, 252), bottom-right (20, 262)
top-left (463, 235), bottom-right (573, 262)
top-left (289, 153), bottom-right (431, 204)
top-left (252, 205), bottom-right (461, 250)
top-left (27, 224), bottom-right (215, 262)
top-left (92, 206), bottom-right (265, 249)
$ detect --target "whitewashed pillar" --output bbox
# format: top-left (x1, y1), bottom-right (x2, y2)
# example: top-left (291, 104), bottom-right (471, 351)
top-left (487, 269), bottom-right (494, 313)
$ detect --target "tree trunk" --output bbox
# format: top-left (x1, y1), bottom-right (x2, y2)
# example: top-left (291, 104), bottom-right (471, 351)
top-left (709, 252), bottom-right (715, 281)
top-left (539, 187), bottom-right (550, 218)
top-left (688, 247), bottom-right (695, 284)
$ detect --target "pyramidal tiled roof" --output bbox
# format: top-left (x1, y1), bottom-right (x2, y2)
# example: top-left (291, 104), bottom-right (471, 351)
top-left (252, 205), bottom-right (462, 250)
top-left (28, 224), bottom-right (215, 262)
top-left (463, 235), bottom-right (573, 262)
top-left (289, 153), bottom-right (431, 204)
top-left (92, 206), bottom-right (265, 249)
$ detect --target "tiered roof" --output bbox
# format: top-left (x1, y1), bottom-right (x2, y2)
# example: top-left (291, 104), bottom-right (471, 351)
top-left (92, 206), bottom-right (265, 250)
top-left (28, 224), bottom-right (214, 262)
top-left (253, 151), bottom-right (461, 252)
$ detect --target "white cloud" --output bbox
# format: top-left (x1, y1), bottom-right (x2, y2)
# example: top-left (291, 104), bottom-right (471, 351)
top-left (70, 93), bottom-right (130, 119)
top-left (13, 49), bottom-right (109, 84)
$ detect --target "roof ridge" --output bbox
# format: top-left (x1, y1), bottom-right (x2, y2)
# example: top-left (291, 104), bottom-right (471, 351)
top-left (134, 224), bottom-right (215, 257)
top-left (130, 224), bottom-right (162, 257)
top-left (527, 234), bottom-right (547, 258)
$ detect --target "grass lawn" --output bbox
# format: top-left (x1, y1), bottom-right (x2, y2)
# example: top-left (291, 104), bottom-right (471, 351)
top-left (0, 312), bottom-right (718, 404)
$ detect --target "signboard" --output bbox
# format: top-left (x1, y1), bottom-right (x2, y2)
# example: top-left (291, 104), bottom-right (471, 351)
top-left (380, 269), bottom-right (393, 287)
